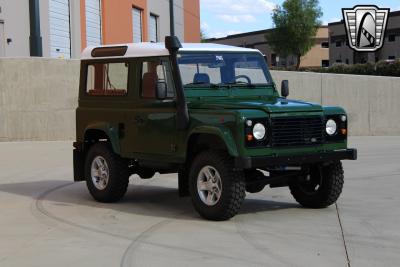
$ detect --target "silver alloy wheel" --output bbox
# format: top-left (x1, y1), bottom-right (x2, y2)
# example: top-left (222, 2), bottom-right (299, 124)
top-left (90, 156), bottom-right (110, 190)
top-left (197, 165), bottom-right (223, 206)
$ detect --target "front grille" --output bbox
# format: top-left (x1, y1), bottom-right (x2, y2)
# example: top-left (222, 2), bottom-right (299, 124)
top-left (270, 116), bottom-right (325, 147)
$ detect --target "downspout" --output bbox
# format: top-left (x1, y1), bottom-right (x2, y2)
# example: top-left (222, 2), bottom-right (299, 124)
top-left (165, 36), bottom-right (189, 129)
top-left (29, 0), bottom-right (43, 56)
top-left (169, 0), bottom-right (175, 36)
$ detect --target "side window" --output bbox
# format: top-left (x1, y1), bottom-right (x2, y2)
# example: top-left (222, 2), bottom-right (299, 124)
top-left (141, 60), bottom-right (175, 99)
top-left (86, 62), bottom-right (128, 96)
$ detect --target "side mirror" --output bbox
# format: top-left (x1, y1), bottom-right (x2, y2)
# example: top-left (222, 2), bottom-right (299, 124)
top-left (281, 80), bottom-right (289, 98)
top-left (156, 81), bottom-right (167, 100)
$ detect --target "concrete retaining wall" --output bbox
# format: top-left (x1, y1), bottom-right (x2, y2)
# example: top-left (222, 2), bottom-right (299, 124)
top-left (0, 59), bottom-right (399, 141)
top-left (271, 71), bottom-right (400, 136)
top-left (0, 58), bottom-right (79, 141)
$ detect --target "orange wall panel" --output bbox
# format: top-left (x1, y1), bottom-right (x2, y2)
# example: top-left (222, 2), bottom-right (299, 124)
top-left (80, 0), bottom-right (86, 49)
top-left (183, 0), bottom-right (200, 42)
top-left (102, 0), bottom-right (148, 44)
top-left (102, 0), bottom-right (147, 44)
top-left (80, 0), bottom-right (148, 49)
top-left (80, 0), bottom-right (200, 50)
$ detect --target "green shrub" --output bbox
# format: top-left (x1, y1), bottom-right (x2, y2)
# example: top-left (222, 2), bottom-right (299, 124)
top-left (375, 60), bottom-right (400, 77)
top-left (350, 63), bottom-right (375, 75)
top-left (328, 63), bottom-right (351, 74)
top-left (271, 60), bottom-right (400, 77)
top-left (270, 66), bottom-right (297, 71)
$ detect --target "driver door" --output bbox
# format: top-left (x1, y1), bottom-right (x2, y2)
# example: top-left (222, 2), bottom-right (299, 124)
top-left (122, 58), bottom-right (178, 159)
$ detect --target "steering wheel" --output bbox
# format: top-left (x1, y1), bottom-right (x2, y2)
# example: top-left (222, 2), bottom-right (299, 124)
top-left (233, 75), bottom-right (252, 84)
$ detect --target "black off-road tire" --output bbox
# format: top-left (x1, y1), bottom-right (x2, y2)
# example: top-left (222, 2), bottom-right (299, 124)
top-left (245, 169), bottom-right (266, 193)
top-left (289, 161), bottom-right (344, 208)
top-left (136, 168), bottom-right (156, 179)
top-left (85, 143), bottom-right (130, 203)
top-left (189, 150), bottom-right (246, 221)
top-left (178, 167), bottom-right (190, 197)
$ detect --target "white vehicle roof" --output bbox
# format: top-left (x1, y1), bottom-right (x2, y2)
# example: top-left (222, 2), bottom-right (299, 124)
top-left (81, 42), bottom-right (261, 60)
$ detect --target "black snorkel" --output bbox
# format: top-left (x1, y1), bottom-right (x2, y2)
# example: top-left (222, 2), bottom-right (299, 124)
top-left (165, 36), bottom-right (189, 130)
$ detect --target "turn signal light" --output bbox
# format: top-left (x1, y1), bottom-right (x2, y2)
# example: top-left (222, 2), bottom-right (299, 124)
top-left (247, 134), bottom-right (254, 141)
top-left (341, 129), bottom-right (347, 135)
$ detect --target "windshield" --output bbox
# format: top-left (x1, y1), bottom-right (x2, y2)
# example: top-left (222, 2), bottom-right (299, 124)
top-left (177, 52), bottom-right (272, 88)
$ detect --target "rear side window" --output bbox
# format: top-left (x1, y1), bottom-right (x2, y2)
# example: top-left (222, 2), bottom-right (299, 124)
top-left (86, 62), bottom-right (128, 96)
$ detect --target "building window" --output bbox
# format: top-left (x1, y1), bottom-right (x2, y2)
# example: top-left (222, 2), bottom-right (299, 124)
top-left (321, 42), bottom-right (329, 48)
top-left (86, 63), bottom-right (128, 96)
top-left (321, 60), bottom-right (329, 67)
top-left (149, 14), bottom-right (158, 43)
top-left (85, 0), bottom-right (102, 46)
top-left (271, 54), bottom-right (277, 66)
top-left (345, 59), bottom-right (349, 64)
top-left (388, 35), bottom-right (395, 42)
top-left (132, 7), bottom-right (143, 43)
top-left (388, 56), bottom-right (396, 60)
top-left (336, 41), bottom-right (342, 47)
top-left (336, 59), bottom-right (342, 63)
top-left (49, 0), bottom-right (71, 58)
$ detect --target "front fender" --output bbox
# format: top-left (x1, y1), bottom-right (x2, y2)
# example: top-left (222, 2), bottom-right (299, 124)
top-left (188, 125), bottom-right (239, 157)
top-left (83, 122), bottom-right (121, 154)
top-left (323, 106), bottom-right (346, 115)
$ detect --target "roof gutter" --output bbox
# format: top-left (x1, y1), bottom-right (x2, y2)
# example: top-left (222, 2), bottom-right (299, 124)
top-left (165, 36), bottom-right (189, 130)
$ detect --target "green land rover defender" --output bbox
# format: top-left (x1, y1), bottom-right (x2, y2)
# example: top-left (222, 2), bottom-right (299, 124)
top-left (73, 37), bottom-right (357, 221)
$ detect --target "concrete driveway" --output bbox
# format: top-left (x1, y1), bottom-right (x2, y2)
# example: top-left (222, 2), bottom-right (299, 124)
top-left (0, 137), bottom-right (399, 267)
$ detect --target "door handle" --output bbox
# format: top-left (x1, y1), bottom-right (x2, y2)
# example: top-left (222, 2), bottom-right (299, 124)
top-left (134, 116), bottom-right (145, 124)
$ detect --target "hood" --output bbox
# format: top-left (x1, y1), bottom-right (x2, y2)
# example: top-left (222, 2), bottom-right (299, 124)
top-left (188, 98), bottom-right (323, 113)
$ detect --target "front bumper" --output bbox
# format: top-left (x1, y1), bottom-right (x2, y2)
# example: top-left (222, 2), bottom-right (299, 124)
top-left (235, 149), bottom-right (357, 169)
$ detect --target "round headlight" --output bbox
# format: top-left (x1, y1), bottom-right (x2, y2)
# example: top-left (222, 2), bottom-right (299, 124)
top-left (253, 123), bottom-right (266, 140)
top-left (326, 119), bottom-right (337, 136)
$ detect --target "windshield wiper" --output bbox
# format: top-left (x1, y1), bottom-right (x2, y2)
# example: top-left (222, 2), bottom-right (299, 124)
top-left (225, 82), bottom-right (257, 88)
top-left (225, 82), bottom-right (272, 88)
top-left (250, 83), bottom-right (273, 87)
top-left (226, 82), bottom-right (249, 86)
top-left (184, 82), bottom-right (272, 89)
top-left (184, 83), bottom-right (228, 89)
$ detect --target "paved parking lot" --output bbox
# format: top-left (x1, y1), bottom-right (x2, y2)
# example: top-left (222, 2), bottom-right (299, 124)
top-left (0, 137), bottom-right (399, 267)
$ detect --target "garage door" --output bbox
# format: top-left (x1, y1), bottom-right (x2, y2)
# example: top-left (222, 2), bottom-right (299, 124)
top-left (49, 0), bottom-right (71, 58)
top-left (85, 0), bottom-right (102, 47)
